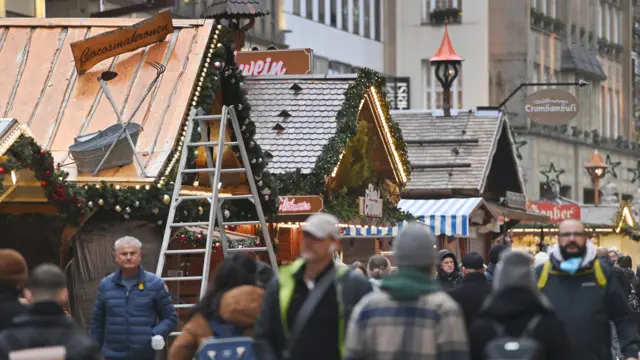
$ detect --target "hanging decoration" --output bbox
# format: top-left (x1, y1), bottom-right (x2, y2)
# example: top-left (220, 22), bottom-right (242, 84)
top-left (540, 162), bottom-right (564, 188)
top-left (172, 229), bottom-right (261, 249)
top-left (605, 153), bottom-right (622, 179)
top-left (509, 127), bottom-right (528, 161)
top-left (628, 161), bottom-right (640, 183)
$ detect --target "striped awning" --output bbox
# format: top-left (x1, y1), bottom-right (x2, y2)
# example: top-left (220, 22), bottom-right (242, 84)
top-left (398, 198), bottom-right (484, 237)
top-left (341, 222), bottom-right (408, 238)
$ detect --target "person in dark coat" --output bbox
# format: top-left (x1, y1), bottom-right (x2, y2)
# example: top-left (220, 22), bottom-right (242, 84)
top-left (449, 251), bottom-right (492, 330)
top-left (536, 220), bottom-right (640, 360)
top-left (0, 249), bottom-right (29, 332)
top-left (0, 263), bottom-right (99, 360)
top-left (484, 244), bottom-right (507, 283)
top-left (469, 250), bottom-right (574, 360)
top-left (436, 249), bottom-right (463, 290)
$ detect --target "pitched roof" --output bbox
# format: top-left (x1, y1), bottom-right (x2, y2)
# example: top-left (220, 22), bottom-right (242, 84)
top-left (0, 18), bottom-right (214, 183)
top-left (204, 0), bottom-right (269, 19)
top-left (391, 109), bottom-right (523, 195)
top-left (244, 75), bottom-right (357, 174)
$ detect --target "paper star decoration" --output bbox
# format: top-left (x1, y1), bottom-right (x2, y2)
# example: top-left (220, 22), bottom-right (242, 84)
top-left (540, 162), bottom-right (565, 187)
top-left (628, 160), bottom-right (640, 183)
top-left (509, 127), bottom-right (528, 160)
top-left (605, 154), bottom-right (622, 179)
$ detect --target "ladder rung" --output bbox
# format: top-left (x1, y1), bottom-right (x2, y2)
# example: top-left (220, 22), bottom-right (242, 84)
top-left (181, 168), bottom-right (245, 174)
top-left (220, 194), bottom-right (254, 200)
top-left (223, 220), bottom-right (261, 226)
top-left (193, 115), bottom-right (222, 121)
top-left (170, 332), bottom-right (181, 337)
top-left (173, 304), bottom-right (196, 309)
top-left (227, 247), bottom-right (268, 253)
top-left (170, 222), bottom-right (209, 227)
top-left (165, 249), bottom-right (206, 255)
top-left (176, 195), bottom-right (211, 201)
top-left (162, 276), bottom-right (203, 282)
top-left (187, 141), bottom-right (239, 147)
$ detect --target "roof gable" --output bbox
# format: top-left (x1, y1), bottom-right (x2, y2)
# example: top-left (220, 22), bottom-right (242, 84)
top-left (482, 120), bottom-right (525, 196)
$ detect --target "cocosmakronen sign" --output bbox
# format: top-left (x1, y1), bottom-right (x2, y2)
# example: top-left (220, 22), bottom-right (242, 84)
top-left (524, 88), bottom-right (580, 125)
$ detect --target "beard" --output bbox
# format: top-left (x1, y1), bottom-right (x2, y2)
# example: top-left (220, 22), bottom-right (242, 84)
top-left (560, 242), bottom-right (586, 259)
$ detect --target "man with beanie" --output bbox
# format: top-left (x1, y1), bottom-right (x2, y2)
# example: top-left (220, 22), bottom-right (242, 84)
top-left (0, 263), bottom-right (99, 360)
top-left (344, 222), bottom-right (469, 360)
top-left (449, 252), bottom-right (492, 330)
top-left (485, 244), bottom-right (507, 282)
top-left (0, 249), bottom-right (28, 332)
top-left (468, 251), bottom-right (574, 360)
top-left (253, 213), bottom-right (372, 360)
top-left (535, 219), bottom-right (640, 360)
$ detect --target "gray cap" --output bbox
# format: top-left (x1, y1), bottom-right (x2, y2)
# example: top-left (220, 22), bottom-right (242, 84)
top-left (301, 212), bottom-right (340, 240)
top-left (393, 222), bottom-right (437, 268)
top-left (493, 250), bottom-right (536, 292)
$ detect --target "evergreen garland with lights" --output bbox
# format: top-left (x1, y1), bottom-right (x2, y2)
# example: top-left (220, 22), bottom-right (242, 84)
top-left (172, 229), bottom-right (261, 249)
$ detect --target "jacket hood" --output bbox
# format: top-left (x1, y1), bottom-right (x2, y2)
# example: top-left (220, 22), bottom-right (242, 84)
top-left (549, 241), bottom-right (598, 269)
top-left (219, 285), bottom-right (264, 328)
top-left (481, 287), bottom-right (552, 318)
top-left (380, 268), bottom-right (440, 301)
top-left (437, 249), bottom-right (460, 278)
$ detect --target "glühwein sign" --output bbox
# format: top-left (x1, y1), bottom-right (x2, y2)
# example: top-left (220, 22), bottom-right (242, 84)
top-left (524, 89), bottom-right (580, 125)
top-left (70, 10), bottom-right (173, 75)
top-left (235, 48), bottom-right (314, 76)
top-left (527, 201), bottom-right (580, 223)
top-left (359, 184), bottom-right (383, 218)
top-left (278, 196), bottom-right (323, 215)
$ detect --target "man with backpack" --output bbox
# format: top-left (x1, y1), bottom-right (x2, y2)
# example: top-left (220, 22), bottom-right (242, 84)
top-left (253, 213), bottom-right (372, 360)
top-left (535, 219), bottom-right (640, 360)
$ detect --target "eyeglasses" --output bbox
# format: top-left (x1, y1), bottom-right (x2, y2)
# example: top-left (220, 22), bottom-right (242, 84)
top-left (558, 232), bottom-right (587, 238)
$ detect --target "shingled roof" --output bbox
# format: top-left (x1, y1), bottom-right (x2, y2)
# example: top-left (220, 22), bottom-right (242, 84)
top-left (244, 75), bottom-right (356, 174)
top-left (392, 109), bottom-right (524, 196)
top-left (204, 0), bottom-right (269, 19)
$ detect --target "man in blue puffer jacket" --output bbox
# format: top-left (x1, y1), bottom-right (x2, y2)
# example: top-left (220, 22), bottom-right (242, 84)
top-left (90, 236), bottom-right (177, 360)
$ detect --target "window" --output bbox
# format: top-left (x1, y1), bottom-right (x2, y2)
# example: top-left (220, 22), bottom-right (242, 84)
top-left (306, 0), bottom-right (313, 19)
top-left (319, 0), bottom-right (326, 23)
top-left (423, 61), bottom-right (463, 109)
top-left (353, 0), bottom-right (360, 34)
top-left (374, 0), bottom-right (381, 41)
top-left (293, 0), bottom-right (301, 15)
top-left (597, 3), bottom-right (602, 38)
top-left (613, 9), bottom-right (619, 43)
top-left (423, 0), bottom-right (462, 25)
top-left (330, 0), bottom-right (337, 26)
top-left (364, 0), bottom-right (370, 38)
top-left (342, 0), bottom-right (349, 30)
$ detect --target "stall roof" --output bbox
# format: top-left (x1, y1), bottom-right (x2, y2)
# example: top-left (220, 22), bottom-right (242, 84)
top-left (391, 109), bottom-right (524, 196)
top-left (0, 18), bottom-right (214, 183)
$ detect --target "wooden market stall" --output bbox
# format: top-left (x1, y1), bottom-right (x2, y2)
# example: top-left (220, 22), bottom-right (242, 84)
top-left (243, 71), bottom-right (413, 265)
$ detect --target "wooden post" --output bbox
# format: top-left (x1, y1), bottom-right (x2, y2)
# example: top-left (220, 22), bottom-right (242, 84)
top-left (0, 0), bottom-right (6, 17)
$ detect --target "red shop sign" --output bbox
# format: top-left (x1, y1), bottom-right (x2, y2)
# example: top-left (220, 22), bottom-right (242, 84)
top-left (527, 201), bottom-right (580, 223)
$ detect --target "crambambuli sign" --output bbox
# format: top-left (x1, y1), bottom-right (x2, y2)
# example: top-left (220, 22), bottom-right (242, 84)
top-left (70, 10), bottom-right (173, 75)
top-left (524, 89), bottom-right (580, 125)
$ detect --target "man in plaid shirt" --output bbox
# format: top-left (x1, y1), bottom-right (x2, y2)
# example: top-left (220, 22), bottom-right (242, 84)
top-left (344, 222), bottom-right (470, 360)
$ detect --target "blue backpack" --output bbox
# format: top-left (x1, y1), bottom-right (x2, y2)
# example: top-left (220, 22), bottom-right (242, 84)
top-left (196, 321), bottom-right (255, 360)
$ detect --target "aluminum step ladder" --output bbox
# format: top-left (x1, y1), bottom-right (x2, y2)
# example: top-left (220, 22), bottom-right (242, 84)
top-left (156, 106), bottom-right (278, 336)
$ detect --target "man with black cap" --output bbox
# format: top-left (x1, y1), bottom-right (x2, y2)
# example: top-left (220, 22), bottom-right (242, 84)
top-left (0, 249), bottom-right (29, 332)
top-left (485, 244), bottom-right (507, 283)
top-left (253, 212), bottom-right (372, 360)
top-left (449, 251), bottom-right (492, 330)
top-left (344, 222), bottom-right (469, 360)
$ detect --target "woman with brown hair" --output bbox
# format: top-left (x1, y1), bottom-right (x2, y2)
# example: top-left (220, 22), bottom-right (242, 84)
top-left (367, 255), bottom-right (391, 287)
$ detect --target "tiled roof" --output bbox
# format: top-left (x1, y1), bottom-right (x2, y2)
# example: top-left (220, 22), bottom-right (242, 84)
top-left (204, 0), bottom-right (269, 19)
top-left (244, 75), bottom-right (356, 174)
top-left (391, 109), bottom-right (510, 193)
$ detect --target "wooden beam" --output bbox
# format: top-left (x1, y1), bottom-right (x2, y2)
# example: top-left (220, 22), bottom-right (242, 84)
top-left (0, 0), bottom-right (5, 17)
top-left (59, 209), bottom-right (97, 267)
top-left (0, 203), bottom-right (60, 214)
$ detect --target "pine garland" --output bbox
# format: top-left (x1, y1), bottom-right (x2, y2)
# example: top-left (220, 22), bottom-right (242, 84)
top-left (172, 229), bottom-right (261, 249)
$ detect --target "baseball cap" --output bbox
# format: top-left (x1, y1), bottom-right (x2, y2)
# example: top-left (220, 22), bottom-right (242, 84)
top-left (301, 213), bottom-right (340, 240)
top-left (462, 251), bottom-right (484, 270)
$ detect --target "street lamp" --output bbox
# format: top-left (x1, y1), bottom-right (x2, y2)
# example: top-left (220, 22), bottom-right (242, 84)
top-left (429, 23), bottom-right (463, 117)
top-left (585, 150), bottom-right (608, 206)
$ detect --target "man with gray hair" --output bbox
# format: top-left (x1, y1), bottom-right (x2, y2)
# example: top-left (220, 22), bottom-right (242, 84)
top-left (0, 263), bottom-right (99, 360)
top-left (90, 236), bottom-right (177, 360)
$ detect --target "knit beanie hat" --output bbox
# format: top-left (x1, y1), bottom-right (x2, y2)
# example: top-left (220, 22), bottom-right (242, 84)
top-left (493, 250), bottom-right (536, 292)
top-left (0, 249), bottom-right (28, 288)
top-left (393, 222), bottom-right (437, 268)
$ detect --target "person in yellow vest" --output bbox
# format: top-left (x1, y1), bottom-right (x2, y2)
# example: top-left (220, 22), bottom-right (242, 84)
top-left (253, 212), bottom-right (373, 360)
top-left (535, 219), bottom-right (640, 360)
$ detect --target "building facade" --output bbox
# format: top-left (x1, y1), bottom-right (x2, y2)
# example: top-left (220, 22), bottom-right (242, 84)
top-left (282, 0), bottom-right (394, 74)
top-left (395, 0), bottom-right (639, 204)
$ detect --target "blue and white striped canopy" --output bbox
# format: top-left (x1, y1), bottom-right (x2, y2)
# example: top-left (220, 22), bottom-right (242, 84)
top-left (341, 222), bottom-right (408, 237)
top-left (398, 198), bottom-right (484, 237)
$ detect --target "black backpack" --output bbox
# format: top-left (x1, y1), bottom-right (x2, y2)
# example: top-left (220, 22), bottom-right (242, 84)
top-left (484, 315), bottom-right (544, 360)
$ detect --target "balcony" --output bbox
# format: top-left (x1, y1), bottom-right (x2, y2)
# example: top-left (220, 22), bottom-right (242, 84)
top-left (427, 7), bottom-right (462, 25)
top-left (530, 8), bottom-right (565, 36)
top-left (598, 38), bottom-right (624, 59)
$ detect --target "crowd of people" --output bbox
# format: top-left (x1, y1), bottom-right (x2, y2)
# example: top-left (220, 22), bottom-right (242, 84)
top-left (1, 214), bottom-right (640, 360)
